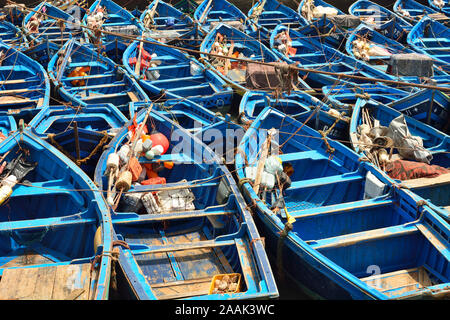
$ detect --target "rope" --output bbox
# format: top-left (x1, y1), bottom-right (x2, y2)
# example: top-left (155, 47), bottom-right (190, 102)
top-left (276, 221), bottom-right (293, 282)
top-left (13, 4), bottom-right (450, 93)
top-left (47, 130), bottom-right (110, 166)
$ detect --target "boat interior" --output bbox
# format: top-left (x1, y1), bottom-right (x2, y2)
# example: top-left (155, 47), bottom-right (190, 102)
top-left (242, 108), bottom-right (450, 299)
top-left (98, 111), bottom-right (264, 299)
top-left (0, 133), bottom-right (104, 299)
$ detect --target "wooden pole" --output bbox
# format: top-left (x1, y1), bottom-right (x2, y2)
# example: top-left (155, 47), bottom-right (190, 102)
top-left (73, 121), bottom-right (81, 161)
top-left (253, 128), bottom-right (275, 195)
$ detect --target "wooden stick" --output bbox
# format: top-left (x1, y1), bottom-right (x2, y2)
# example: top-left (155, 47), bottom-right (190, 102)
top-left (253, 129), bottom-right (275, 195)
top-left (223, 40), bottom-right (234, 75)
top-left (199, 0), bottom-right (213, 24)
top-left (126, 103), bottom-right (154, 171)
top-left (73, 121), bottom-right (81, 160)
top-left (135, 31), bottom-right (144, 77)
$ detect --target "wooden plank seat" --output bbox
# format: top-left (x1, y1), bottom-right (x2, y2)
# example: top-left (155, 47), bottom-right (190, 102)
top-left (67, 82), bottom-right (127, 91)
top-left (80, 92), bottom-right (129, 101)
top-left (131, 238), bottom-right (236, 255)
top-left (63, 73), bottom-right (116, 81)
top-left (114, 206), bottom-right (235, 224)
top-left (287, 172), bottom-right (364, 190)
top-left (288, 197), bottom-right (394, 219)
top-left (132, 179), bottom-right (220, 193)
top-left (400, 172), bottom-right (450, 189)
top-left (0, 214), bottom-right (95, 233)
top-left (309, 223), bottom-right (418, 250)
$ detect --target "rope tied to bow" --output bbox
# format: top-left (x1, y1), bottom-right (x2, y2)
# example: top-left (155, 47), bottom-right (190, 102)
top-left (47, 130), bottom-right (110, 166)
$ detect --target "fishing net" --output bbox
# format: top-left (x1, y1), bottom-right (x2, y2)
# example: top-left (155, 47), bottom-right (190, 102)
top-left (386, 159), bottom-right (450, 180)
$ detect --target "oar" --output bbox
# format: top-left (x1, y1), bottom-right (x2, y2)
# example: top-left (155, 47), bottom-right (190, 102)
top-left (135, 31), bottom-right (144, 77)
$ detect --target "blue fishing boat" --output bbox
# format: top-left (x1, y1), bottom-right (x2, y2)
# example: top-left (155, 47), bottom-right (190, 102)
top-left (0, 21), bottom-right (27, 49)
top-left (194, 0), bottom-right (258, 36)
top-left (0, 129), bottom-right (113, 300)
top-left (428, 0), bottom-right (450, 15)
top-left (349, 0), bottom-right (412, 42)
top-left (93, 106), bottom-right (278, 300)
top-left (23, 3), bottom-right (83, 47)
top-left (23, 41), bottom-right (60, 70)
top-left (387, 89), bottom-right (450, 134)
top-left (322, 83), bottom-right (413, 108)
top-left (393, 0), bottom-right (443, 24)
top-left (140, 0), bottom-right (198, 42)
top-left (270, 25), bottom-right (396, 89)
top-left (1, 3), bottom-right (26, 26)
top-left (295, 16), bottom-right (353, 51)
top-left (200, 23), bottom-right (311, 94)
top-left (28, 104), bottom-right (128, 177)
top-left (0, 41), bottom-right (50, 113)
top-left (407, 17), bottom-right (450, 74)
top-left (47, 39), bottom-right (150, 112)
top-left (123, 39), bottom-right (233, 109)
top-left (29, 104), bottom-right (127, 136)
top-left (346, 24), bottom-right (450, 87)
top-left (298, 0), bottom-right (344, 23)
top-left (247, 0), bottom-right (307, 39)
top-left (235, 106), bottom-right (450, 299)
top-left (349, 98), bottom-right (450, 213)
top-left (238, 90), bottom-right (350, 141)
top-left (83, 0), bottom-right (145, 44)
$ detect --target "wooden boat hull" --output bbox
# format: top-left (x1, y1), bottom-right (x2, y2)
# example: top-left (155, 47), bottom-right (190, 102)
top-left (94, 107), bottom-right (278, 300)
top-left (47, 40), bottom-right (150, 111)
top-left (140, 0), bottom-right (196, 41)
top-left (236, 106), bottom-right (450, 299)
top-left (0, 41), bottom-right (50, 113)
top-left (387, 89), bottom-right (450, 134)
top-left (23, 3), bottom-right (83, 47)
top-left (428, 0), bottom-right (450, 15)
top-left (28, 104), bottom-right (127, 178)
top-left (393, 0), bottom-right (441, 24)
top-left (297, 0), bottom-right (344, 24)
top-left (0, 21), bottom-right (27, 49)
top-left (0, 130), bottom-right (113, 300)
top-left (322, 83), bottom-right (412, 109)
top-left (349, 0), bottom-right (412, 43)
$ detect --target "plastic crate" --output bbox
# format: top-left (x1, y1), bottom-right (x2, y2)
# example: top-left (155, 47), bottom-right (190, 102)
top-left (209, 273), bottom-right (241, 294)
